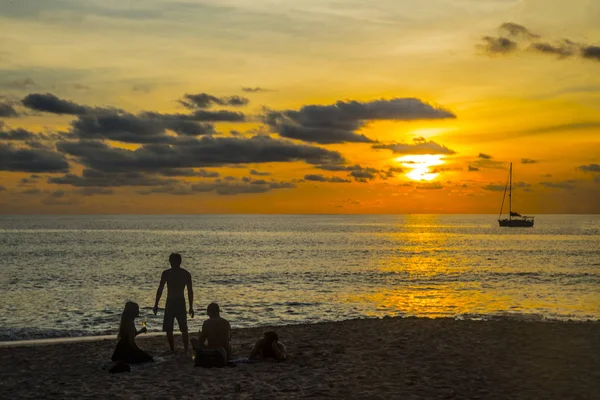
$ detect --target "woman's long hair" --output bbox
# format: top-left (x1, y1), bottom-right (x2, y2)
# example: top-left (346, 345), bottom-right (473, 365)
top-left (119, 301), bottom-right (139, 339)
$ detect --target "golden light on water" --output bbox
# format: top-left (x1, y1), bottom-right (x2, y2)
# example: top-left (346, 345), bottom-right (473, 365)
top-left (396, 155), bottom-right (444, 181)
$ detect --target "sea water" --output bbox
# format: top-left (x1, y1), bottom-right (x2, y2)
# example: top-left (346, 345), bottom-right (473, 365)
top-left (0, 214), bottom-right (598, 341)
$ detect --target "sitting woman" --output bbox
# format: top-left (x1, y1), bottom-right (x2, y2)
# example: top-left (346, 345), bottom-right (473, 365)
top-left (249, 331), bottom-right (287, 361)
top-left (111, 301), bottom-right (153, 364)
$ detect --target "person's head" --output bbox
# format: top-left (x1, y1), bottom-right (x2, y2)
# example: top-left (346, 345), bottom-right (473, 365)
top-left (263, 331), bottom-right (279, 344)
top-left (207, 302), bottom-right (220, 318)
top-left (121, 301), bottom-right (140, 321)
top-left (169, 253), bottom-right (182, 268)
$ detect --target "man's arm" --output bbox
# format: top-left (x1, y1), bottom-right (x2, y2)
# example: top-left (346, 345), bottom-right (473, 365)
top-left (153, 271), bottom-right (166, 315)
top-left (187, 272), bottom-right (194, 318)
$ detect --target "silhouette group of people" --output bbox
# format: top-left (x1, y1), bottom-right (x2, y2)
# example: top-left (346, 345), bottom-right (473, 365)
top-left (111, 253), bottom-right (286, 367)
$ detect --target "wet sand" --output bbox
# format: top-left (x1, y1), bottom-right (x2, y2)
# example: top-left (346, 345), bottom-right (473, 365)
top-left (1, 317), bottom-right (598, 399)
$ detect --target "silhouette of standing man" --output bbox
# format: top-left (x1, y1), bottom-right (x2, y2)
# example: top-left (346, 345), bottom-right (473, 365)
top-left (153, 253), bottom-right (194, 352)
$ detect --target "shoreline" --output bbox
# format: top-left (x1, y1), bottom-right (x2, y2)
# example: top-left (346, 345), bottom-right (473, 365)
top-left (2, 317), bottom-right (598, 399)
top-left (1, 315), bottom-right (598, 348)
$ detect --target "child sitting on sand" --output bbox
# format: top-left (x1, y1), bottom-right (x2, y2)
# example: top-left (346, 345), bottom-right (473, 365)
top-left (249, 331), bottom-right (287, 361)
top-left (111, 302), bottom-right (153, 364)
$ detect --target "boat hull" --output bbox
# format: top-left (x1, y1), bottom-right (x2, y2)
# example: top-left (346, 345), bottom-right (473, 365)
top-left (498, 219), bottom-right (534, 227)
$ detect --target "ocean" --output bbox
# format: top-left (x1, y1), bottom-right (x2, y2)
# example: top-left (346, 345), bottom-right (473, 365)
top-left (0, 214), bottom-right (598, 341)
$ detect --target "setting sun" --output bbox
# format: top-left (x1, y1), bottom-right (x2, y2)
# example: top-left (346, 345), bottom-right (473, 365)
top-left (396, 155), bottom-right (445, 181)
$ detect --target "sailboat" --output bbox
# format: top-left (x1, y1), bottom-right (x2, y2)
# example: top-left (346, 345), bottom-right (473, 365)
top-left (498, 163), bottom-right (534, 227)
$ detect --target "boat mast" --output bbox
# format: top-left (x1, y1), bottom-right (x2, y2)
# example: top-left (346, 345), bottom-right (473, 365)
top-left (508, 162), bottom-right (512, 220)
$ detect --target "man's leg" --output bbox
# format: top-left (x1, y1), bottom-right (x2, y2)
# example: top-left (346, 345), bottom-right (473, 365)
top-left (163, 303), bottom-right (176, 352)
top-left (166, 331), bottom-right (175, 352)
top-left (182, 331), bottom-right (189, 353)
top-left (176, 305), bottom-right (189, 353)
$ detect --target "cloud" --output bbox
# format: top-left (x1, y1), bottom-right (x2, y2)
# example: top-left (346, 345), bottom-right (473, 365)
top-left (49, 169), bottom-right (177, 188)
top-left (581, 46), bottom-right (600, 61)
top-left (521, 158), bottom-right (537, 164)
top-left (0, 103), bottom-right (18, 117)
top-left (4, 78), bottom-right (37, 89)
top-left (372, 137), bottom-right (456, 155)
top-left (483, 181), bottom-right (530, 191)
top-left (0, 128), bottom-right (37, 141)
top-left (478, 153), bottom-right (492, 159)
top-left (479, 36), bottom-right (518, 55)
top-left (57, 136), bottom-right (344, 173)
top-left (157, 168), bottom-right (220, 178)
top-left (138, 179), bottom-right (296, 196)
top-left (468, 165), bottom-right (480, 171)
top-left (242, 87), bottom-right (272, 93)
top-left (72, 113), bottom-right (168, 143)
top-left (304, 174), bottom-right (350, 183)
top-left (76, 187), bottom-right (114, 196)
top-left (480, 23), bottom-right (600, 63)
top-left (265, 98), bottom-right (455, 144)
top-left (22, 93), bottom-right (91, 115)
top-left (0, 143), bottom-right (69, 173)
top-left (529, 41), bottom-right (577, 58)
top-left (179, 93), bottom-right (249, 109)
top-left (578, 164), bottom-right (600, 173)
top-left (349, 167), bottom-right (379, 181)
top-left (539, 180), bottom-right (576, 189)
top-left (250, 169), bottom-right (271, 176)
top-left (416, 182), bottom-right (444, 190)
top-left (500, 22), bottom-right (540, 39)
top-left (0, 185), bottom-right (6, 191)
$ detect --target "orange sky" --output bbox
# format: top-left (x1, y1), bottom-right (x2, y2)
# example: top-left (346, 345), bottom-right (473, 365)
top-left (0, 0), bottom-right (599, 213)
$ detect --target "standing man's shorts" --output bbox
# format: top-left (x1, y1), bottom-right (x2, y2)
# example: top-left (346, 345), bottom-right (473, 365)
top-left (163, 297), bottom-right (188, 333)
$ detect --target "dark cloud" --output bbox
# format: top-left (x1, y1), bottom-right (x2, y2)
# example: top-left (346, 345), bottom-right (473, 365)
top-left (138, 179), bottom-right (295, 196)
top-left (5, 78), bottom-right (37, 89)
top-left (0, 103), bottom-right (18, 117)
top-left (49, 169), bottom-right (177, 188)
top-left (21, 188), bottom-right (42, 195)
top-left (0, 128), bottom-right (37, 141)
top-left (500, 22), bottom-right (540, 39)
top-left (480, 23), bottom-right (600, 63)
top-left (304, 174), bottom-right (350, 183)
top-left (480, 36), bottom-right (518, 55)
top-left (581, 46), bottom-right (600, 61)
top-left (0, 185), bottom-right (6, 191)
top-left (373, 137), bottom-right (456, 155)
top-left (250, 169), bottom-right (271, 176)
top-left (242, 87), bottom-right (272, 93)
top-left (350, 167), bottom-right (379, 181)
top-left (72, 113), bottom-right (167, 143)
top-left (416, 183), bottom-right (444, 190)
top-left (76, 187), bottom-right (114, 196)
top-left (483, 181), bottom-right (530, 191)
top-left (57, 136), bottom-right (344, 173)
top-left (578, 164), bottom-right (600, 173)
top-left (478, 153), bottom-right (492, 159)
top-left (0, 143), bottom-right (69, 173)
top-left (22, 93), bottom-right (91, 115)
top-left (529, 41), bottom-right (577, 58)
top-left (157, 169), bottom-right (220, 178)
top-left (468, 165), bottom-right (480, 171)
top-left (179, 93), bottom-right (249, 109)
top-left (266, 98), bottom-right (455, 144)
top-left (539, 180), bottom-right (576, 189)
top-left (521, 158), bottom-right (538, 164)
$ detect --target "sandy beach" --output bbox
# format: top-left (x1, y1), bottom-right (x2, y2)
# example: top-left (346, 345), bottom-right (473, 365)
top-left (1, 317), bottom-right (598, 399)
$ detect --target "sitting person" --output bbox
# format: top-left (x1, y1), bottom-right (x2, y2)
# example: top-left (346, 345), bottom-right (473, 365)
top-left (111, 301), bottom-right (153, 364)
top-left (249, 331), bottom-right (287, 361)
top-left (191, 303), bottom-right (231, 367)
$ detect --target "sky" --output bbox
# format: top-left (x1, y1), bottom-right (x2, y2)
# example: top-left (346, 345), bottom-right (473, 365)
top-left (0, 0), bottom-right (599, 214)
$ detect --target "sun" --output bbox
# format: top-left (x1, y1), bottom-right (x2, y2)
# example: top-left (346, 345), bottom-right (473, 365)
top-left (395, 155), bottom-right (444, 181)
